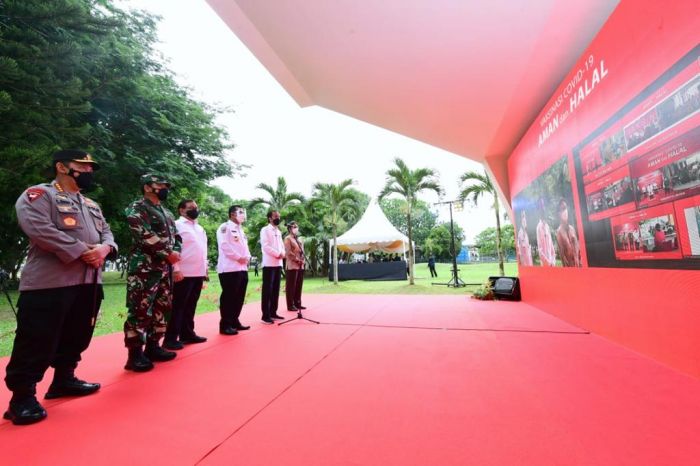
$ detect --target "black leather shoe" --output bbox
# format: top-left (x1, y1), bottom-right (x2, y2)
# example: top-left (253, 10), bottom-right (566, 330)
top-left (261, 318), bottom-right (274, 325)
top-left (125, 348), bottom-right (154, 372)
top-left (3, 397), bottom-right (47, 425)
top-left (298, 306), bottom-right (307, 310)
top-left (45, 377), bottom-right (100, 399)
top-left (271, 314), bottom-right (285, 320)
top-left (144, 345), bottom-right (177, 362)
top-left (287, 307), bottom-right (299, 312)
top-left (163, 340), bottom-right (184, 350)
top-left (219, 327), bottom-right (239, 336)
top-left (181, 335), bottom-right (207, 344)
top-left (235, 324), bottom-right (251, 331)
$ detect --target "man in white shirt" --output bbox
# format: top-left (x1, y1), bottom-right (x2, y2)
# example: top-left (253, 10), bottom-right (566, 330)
top-left (260, 210), bottom-right (285, 324)
top-left (216, 205), bottom-right (252, 335)
top-left (164, 199), bottom-right (209, 350)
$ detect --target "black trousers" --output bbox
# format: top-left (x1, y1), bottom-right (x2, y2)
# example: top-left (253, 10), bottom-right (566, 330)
top-left (429, 265), bottom-right (437, 278)
top-left (165, 277), bottom-right (204, 342)
top-left (5, 284), bottom-right (103, 396)
top-left (218, 271), bottom-right (248, 329)
top-left (261, 266), bottom-right (281, 319)
top-left (285, 269), bottom-right (304, 310)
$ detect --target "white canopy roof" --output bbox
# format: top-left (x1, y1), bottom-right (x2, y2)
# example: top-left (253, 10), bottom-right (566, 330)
top-left (335, 200), bottom-right (410, 253)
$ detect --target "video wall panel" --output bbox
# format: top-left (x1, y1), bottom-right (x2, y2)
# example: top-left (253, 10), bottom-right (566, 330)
top-left (512, 156), bottom-right (582, 268)
top-left (572, 46), bottom-right (700, 269)
top-left (513, 45), bottom-right (700, 270)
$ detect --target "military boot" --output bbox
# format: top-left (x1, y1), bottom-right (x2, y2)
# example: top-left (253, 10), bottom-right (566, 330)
top-left (124, 347), bottom-right (154, 372)
top-left (144, 342), bottom-right (177, 362)
top-left (45, 368), bottom-right (100, 399)
top-left (3, 394), bottom-right (47, 425)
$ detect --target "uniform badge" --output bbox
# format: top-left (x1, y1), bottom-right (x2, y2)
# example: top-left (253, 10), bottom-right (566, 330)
top-left (63, 217), bottom-right (77, 227)
top-left (233, 235), bottom-right (240, 242)
top-left (220, 225), bottom-right (227, 233)
top-left (26, 188), bottom-right (46, 202)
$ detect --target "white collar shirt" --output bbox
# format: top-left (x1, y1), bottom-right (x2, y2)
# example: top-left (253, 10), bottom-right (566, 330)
top-left (260, 223), bottom-right (285, 267)
top-left (173, 216), bottom-right (208, 277)
top-left (217, 220), bottom-right (251, 273)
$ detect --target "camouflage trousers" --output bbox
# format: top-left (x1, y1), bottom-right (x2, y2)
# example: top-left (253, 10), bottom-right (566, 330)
top-left (124, 267), bottom-right (172, 348)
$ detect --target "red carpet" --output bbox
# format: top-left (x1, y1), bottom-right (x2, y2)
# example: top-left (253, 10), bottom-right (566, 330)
top-left (1, 294), bottom-right (699, 465)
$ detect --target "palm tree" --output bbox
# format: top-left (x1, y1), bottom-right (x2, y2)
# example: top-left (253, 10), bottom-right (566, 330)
top-left (249, 176), bottom-right (305, 214)
top-left (310, 179), bottom-right (361, 284)
top-left (379, 158), bottom-right (442, 285)
top-left (459, 170), bottom-right (504, 276)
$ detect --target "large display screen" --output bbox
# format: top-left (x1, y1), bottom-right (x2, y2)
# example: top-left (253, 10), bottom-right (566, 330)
top-left (572, 46), bottom-right (700, 269)
top-left (513, 45), bottom-right (700, 270)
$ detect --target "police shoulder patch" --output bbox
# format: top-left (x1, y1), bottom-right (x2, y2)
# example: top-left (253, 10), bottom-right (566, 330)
top-left (26, 187), bottom-right (46, 202)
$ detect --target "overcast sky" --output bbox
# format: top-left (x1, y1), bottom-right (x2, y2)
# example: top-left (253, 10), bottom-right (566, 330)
top-left (121, 0), bottom-right (501, 242)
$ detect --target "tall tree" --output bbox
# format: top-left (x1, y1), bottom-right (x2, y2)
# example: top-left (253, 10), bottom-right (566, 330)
top-left (379, 158), bottom-right (442, 285)
top-left (249, 176), bottom-right (305, 216)
top-left (310, 180), bottom-right (361, 284)
top-left (473, 224), bottom-right (515, 259)
top-left (424, 223), bottom-right (465, 261)
top-left (459, 170), bottom-right (505, 276)
top-left (380, 198), bottom-right (437, 260)
top-left (0, 0), bottom-right (239, 275)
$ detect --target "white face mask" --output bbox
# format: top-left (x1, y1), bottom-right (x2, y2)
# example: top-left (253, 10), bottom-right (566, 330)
top-left (235, 211), bottom-right (246, 223)
top-left (292, 227), bottom-right (299, 235)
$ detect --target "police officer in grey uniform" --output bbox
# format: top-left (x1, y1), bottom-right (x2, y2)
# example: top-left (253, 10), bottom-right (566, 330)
top-left (3, 149), bottom-right (117, 425)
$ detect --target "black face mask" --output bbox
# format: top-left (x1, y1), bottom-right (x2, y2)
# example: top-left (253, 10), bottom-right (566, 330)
top-left (272, 218), bottom-right (281, 226)
top-left (186, 208), bottom-right (199, 220)
top-left (155, 188), bottom-right (169, 201)
top-left (68, 169), bottom-right (94, 191)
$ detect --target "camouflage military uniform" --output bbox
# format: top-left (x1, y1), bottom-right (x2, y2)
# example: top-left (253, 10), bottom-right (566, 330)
top-left (123, 176), bottom-right (181, 348)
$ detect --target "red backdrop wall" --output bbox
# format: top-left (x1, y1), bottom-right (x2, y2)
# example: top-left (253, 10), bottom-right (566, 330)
top-left (507, 0), bottom-right (700, 377)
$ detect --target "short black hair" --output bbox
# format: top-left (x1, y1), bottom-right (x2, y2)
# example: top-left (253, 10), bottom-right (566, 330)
top-left (178, 199), bottom-right (195, 211)
top-left (229, 205), bottom-right (243, 216)
top-left (267, 209), bottom-right (279, 220)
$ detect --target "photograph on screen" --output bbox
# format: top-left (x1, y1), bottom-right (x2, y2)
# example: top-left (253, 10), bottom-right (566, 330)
top-left (682, 205), bottom-right (700, 256)
top-left (667, 151), bottom-right (700, 191)
top-left (629, 126), bottom-right (700, 208)
top-left (586, 175), bottom-right (634, 215)
top-left (583, 164), bottom-right (636, 221)
top-left (610, 207), bottom-right (681, 260)
top-left (623, 74), bottom-right (700, 151)
top-left (639, 215), bottom-right (678, 252)
top-left (580, 129), bottom-right (628, 178)
top-left (512, 155), bottom-right (581, 267)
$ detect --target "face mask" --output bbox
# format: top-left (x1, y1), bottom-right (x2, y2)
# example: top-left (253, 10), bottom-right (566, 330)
top-left (292, 228), bottom-right (299, 235)
top-left (186, 208), bottom-right (199, 220)
top-left (237, 212), bottom-right (246, 223)
top-left (156, 188), bottom-right (169, 201)
top-left (68, 169), bottom-right (94, 191)
top-left (272, 218), bottom-right (280, 226)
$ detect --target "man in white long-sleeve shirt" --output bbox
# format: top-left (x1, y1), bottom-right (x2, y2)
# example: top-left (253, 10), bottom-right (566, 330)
top-left (216, 205), bottom-right (252, 334)
top-left (260, 210), bottom-right (285, 324)
top-left (164, 199), bottom-right (209, 350)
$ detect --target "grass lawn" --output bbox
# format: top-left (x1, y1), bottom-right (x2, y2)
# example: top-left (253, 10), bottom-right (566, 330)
top-left (0, 261), bottom-right (517, 357)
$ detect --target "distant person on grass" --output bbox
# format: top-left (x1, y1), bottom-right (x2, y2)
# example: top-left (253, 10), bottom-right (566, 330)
top-left (428, 256), bottom-right (437, 277)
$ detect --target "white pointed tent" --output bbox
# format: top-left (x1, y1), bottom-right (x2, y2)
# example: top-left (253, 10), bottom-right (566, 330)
top-left (334, 200), bottom-right (411, 254)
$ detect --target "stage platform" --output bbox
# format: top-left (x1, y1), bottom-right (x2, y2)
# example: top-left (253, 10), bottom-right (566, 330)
top-left (1, 294), bottom-right (699, 465)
